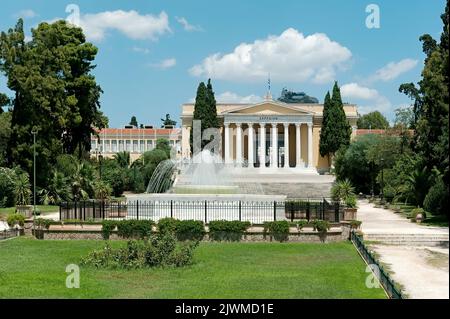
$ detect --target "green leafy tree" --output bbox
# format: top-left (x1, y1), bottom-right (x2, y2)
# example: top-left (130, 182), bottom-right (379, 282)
top-left (0, 19), bottom-right (107, 186)
top-left (0, 111), bottom-right (11, 165)
top-left (114, 151), bottom-right (131, 169)
top-left (0, 93), bottom-right (9, 114)
top-left (357, 111), bottom-right (389, 129)
top-left (399, 1), bottom-right (449, 215)
top-left (319, 82), bottom-right (352, 163)
top-left (156, 138), bottom-right (171, 157)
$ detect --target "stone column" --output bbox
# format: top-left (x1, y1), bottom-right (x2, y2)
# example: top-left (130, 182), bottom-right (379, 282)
top-left (248, 123), bottom-right (254, 168)
top-left (295, 123), bottom-right (302, 168)
top-left (259, 123), bottom-right (266, 168)
top-left (283, 123), bottom-right (290, 168)
top-left (271, 123), bottom-right (278, 168)
top-left (307, 123), bottom-right (313, 168)
top-left (236, 123), bottom-right (242, 166)
top-left (224, 123), bottom-right (231, 164)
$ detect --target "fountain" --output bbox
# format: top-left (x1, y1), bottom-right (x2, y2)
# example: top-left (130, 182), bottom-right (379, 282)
top-left (127, 150), bottom-right (287, 223)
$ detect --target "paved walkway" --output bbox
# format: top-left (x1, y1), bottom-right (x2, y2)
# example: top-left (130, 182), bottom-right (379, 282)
top-left (357, 200), bottom-right (449, 299)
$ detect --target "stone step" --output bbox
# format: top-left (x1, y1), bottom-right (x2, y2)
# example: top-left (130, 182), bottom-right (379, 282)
top-left (364, 233), bottom-right (449, 247)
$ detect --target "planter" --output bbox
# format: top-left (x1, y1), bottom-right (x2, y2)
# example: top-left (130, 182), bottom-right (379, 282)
top-left (16, 205), bottom-right (33, 218)
top-left (32, 228), bottom-right (45, 240)
top-left (344, 208), bottom-right (358, 220)
top-left (415, 213), bottom-right (425, 223)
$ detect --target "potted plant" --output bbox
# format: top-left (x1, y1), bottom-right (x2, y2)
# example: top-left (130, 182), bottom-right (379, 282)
top-left (33, 218), bottom-right (51, 239)
top-left (331, 179), bottom-right (358, 220)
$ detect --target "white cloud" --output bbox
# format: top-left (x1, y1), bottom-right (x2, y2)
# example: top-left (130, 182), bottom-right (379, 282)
top-left (216, 92), bottom-right (263, 103)
top-left (132, 47), bottom-right (150, 54)
top-left (189, 28), bottom-right (352, 83)
top-left (341, 83), bottom-right (391, 114)
top-left (150, 58), bottom-right (176, 69)
top-left (68, 10), bottom-right (171, 41)
top-left (188, 92), bottom-right (263, 104)
top-left (175, 16), bottom-right (202, 32)
top-left (14, 9), bottom-right (37, 19)
top-left (370, 58), bottom-right (418, 82)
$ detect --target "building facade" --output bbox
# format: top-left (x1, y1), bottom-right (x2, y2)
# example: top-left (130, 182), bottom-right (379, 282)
top-left (180, 98), bottom-right (358, 171)
top-left (91, 127), bottom-right (182, 162)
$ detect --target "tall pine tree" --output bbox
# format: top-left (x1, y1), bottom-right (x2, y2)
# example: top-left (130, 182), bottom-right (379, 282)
top-left (319, 82), bottom-right (351, 164)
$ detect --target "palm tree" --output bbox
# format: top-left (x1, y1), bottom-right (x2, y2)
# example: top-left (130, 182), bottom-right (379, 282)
top-left (94, 181), bottom-right (112, 201)
top-left (38, 170), bottom-right (71, 205)
top-left (405, 166), bottom-right (430, 206)
top-left (114, 151), bottom-right (130, 168)
top-left (14, 173), bottom-right (31, 205)
top-left (71, 162), bottom-right (96, 201)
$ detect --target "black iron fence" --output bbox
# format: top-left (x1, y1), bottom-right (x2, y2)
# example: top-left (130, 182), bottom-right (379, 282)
top-left (59, 198), bottom-right (343, 224)
top-left (0, 229), bottom-right (20, 241)
top-left (351, 230), bottom-right (403, 299)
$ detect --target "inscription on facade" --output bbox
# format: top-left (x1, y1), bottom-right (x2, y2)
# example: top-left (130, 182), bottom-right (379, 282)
top-left (259, 116), bottom-right (279, 121)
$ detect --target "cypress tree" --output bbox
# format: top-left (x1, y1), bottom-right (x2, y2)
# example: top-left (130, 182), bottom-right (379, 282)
top-left (190, 82), bottom-right (207, 152)
top-left (319, 91), bottom-right (332, 159)
top-left (319, 82), bottom-right (351, 163)
top-left (205, 79), bottom-right (219, 129)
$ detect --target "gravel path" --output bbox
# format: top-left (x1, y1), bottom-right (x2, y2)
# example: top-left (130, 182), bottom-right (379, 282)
top-left (358, 200), bottom-right (449, 299)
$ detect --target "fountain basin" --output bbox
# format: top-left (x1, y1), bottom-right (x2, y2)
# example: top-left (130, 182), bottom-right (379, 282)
top-left (126, 193), bottom-right (287, 224)
top-left (172, 185), bottom-right (239, 194)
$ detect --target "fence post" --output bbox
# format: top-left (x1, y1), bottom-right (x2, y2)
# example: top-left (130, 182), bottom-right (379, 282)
top-left (290, 202), bottom-right (294, 222)
top-left (170, 200), bottom-right (173, 219)
top-left (74, 201), bottom-right (77, 220)
top-left (92, 200), bottom-right (96, 220)
top-left (239, 200), bottom-right (242, 221)
top-left (306, 201), bottom-right (310, 221)
top-left (335, 202), bottom-right (340, 222)
top-left (273, 201), bottom-right (277, 221)
top-left (136, 200), bottom-right (139, 220)
top-left (59, 204), bottom-right (62, 221)
top-left (204, 200), bottom-right (208, 224)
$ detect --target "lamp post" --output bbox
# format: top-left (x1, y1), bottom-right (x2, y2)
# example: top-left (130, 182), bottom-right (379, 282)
top-left (31, 128), bottom-right (37, 233)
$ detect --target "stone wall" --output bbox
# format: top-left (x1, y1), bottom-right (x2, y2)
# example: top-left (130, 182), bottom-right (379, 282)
top-left (39, 227), bottom-right (349, 243)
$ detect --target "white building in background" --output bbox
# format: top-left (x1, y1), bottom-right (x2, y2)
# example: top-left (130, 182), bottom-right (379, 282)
top-left (90, 126), bottom-right (182, 162)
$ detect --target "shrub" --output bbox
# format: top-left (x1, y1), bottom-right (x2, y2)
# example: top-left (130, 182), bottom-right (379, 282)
top-left (116, 220), bottom-right (154, 239)
top-left (345, 194), bottom-right (357, 208)
top-left (263, 221), bottom-right (290, 242)
top-left (175, 220), bottom-right (205, 241)
top-left (34, 218), bottom-right (51, 230)
top-left (6, 214), bottom-right (25, 227)
top-left (297, 219), bottom-right (309, 231)
top-left (349, 220), bottom-right (362, 229)
top-left (423, 178), bottom-right (449, 216)
top-left (81, 233), bottom-right (199, 269)
top-left (311, 220), bottom-right (331, 234)
top-left (158, 217), bottom-right (179, 234)
top-left (208, 220), bottom-right (251, 241)
top-left (101, 220), bottom-right (117, 240)
top-left (0, 167), bottom-right (18, 207)
top-left (410, 208), bottom-right (426, 222)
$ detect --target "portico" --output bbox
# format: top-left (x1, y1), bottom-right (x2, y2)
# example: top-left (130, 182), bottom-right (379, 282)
top-left (180, 98), bottom-right (359, 173)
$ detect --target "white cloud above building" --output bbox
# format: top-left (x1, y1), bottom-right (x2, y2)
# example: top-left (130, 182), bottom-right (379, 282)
top-left (189, 28), bottom-right (352, 84)
top-left (175, 16), bottom-right (203, 32)
top-left (341, 82), bottom-right (391, 114)
top-left (150, 58), bottom-right (177, 69)
top-left (369, 58), bottom-right (418, 82)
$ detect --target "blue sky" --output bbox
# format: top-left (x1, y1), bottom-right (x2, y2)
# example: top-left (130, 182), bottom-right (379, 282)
top-left (0, 0), bottom-right (446, 127)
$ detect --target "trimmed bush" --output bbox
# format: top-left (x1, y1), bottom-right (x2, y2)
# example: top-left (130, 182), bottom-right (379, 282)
top-left (101, 220), bottom-right (117, 240)
top-left (349, 220), bottom-right (362, 229)
top-left (175, 220), bottom-right (205, 241)
top-left (117, 220), bottom-right (154, 239)
top-left (208, 220), bottom-right (251, 241)
top-left (6, 214), bottom-right (25, 227)
top-left (34, 218), bottom-right (51, 230)
top-left (263, 221), bottom-right (290, 242)
top-left (158, 217), bottom-right (179, 234)
top-left (311, 220), bottom-right (331, 234)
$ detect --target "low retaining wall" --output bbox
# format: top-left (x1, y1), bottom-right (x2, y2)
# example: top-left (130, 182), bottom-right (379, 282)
top-left (38, 223), bottom-right (352, 243)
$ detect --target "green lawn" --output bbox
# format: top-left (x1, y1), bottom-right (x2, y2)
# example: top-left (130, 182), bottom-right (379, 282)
top-left (0, 205), bottom-right (59, 219)
top-left (0, 237), bottom-right (386, 299)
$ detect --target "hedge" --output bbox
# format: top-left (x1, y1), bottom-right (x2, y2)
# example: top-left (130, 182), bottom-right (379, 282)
top-left (208, 220), bottom-right (251, 241)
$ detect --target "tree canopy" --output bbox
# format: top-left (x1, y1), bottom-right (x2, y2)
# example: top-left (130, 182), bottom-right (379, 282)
top-left (0, 19), bottom-right (107, 186)
top-left (357, 111), bottom-right (389, 129)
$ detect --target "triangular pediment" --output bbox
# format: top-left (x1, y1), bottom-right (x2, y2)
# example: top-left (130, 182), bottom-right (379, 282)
top-left (223, 101), bottom-right (314, 115)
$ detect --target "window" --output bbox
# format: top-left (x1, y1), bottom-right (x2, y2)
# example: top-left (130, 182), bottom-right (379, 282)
top-left (105, 140), bottom-right (111, 152)
top-left (119, 140), bottom-right (124, 152)
top-left (111, 140), bottom-right (118, 152)
top-left (133, 140), bottom-right (138, 153)
top-left (140, 140), bottom-right (145, 153)
top-left (147, 140), bottom-right (153, 150)
top-left (126, 140), bottom-right (131, 152)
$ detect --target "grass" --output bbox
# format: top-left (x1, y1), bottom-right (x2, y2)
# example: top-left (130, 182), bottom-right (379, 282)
top-left (0, 205), bottom-right (59, 220)
top-left (0, 237), bottom-right (386, 299)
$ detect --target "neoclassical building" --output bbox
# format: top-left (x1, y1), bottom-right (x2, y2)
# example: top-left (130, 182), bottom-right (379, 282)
top-left (181, 96), bottom-right (358, 172)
